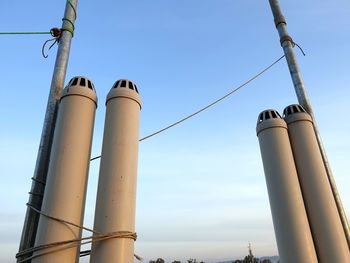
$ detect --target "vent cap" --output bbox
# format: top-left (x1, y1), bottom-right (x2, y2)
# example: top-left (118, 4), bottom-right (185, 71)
top-left (112, 79), bottom-right (139, 94)
top-left (257, 109), bottom-right (282, 124)
top-left (61, 76), bottom-right (98, 106)
top-left (283, 104), bottom-right (306, 117)
top-left (283, 104), bottom-right (312, 124)
top-left (256, 109), bottom-right (286, 136)
top-left (66, 76), bottom-right (95, 91)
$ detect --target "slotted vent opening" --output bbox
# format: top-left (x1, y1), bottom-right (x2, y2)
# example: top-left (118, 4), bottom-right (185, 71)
top-left (71, 78), bottom-right (78, 86)
top-left (297, 105), bottom-right (306, 113)
top-left (87, 80), bottom-right (93, 90)
top-left (113, 81), bottom-right (120, 89)
top-left (283, 105), bottom-right (307, 117)
top-left (112, 79), bottom-right (140, 93)
top-left (80, 78), bottom-right (86, 87)
top-left (258, 110), bottom-right (281, 124)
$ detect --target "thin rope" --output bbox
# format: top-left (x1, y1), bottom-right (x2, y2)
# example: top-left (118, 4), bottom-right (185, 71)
top-left (90, 54), bottom-right (286, 161)
top-left (292, 41), bottom-right (306, 56)
top-left (31, 177), bottom-right (46, 186)
top-left (27, 204), bottom-right (98, 234)
top-left (16, 232), bottom-right (138, 263)
top-left (16, 204), bottom-right (140, 262)
top-left (28, 192), bottom-right (43, 198)
top-left (61, 18), bottom-right (75, 36)
top-left (61, 0), bottom-right (77, 37)
top-left (67, 0), bottom-right (77, 21)
top-left (42, 38), bottom-right (58, 58)
top-left (0, 32), bottom-right (51, 35)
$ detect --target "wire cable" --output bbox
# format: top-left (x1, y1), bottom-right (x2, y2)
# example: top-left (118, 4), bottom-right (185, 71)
top-left (90, 54), bottom-right (286, 161)
top-left (0, 31), bottom-right (52, 35)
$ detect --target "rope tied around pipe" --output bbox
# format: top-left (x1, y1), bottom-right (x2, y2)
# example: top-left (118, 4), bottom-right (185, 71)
top-left (42, 1), bottom-right (77, 58)
top-left (0, 1), bottom-right (77, 58)
top-left (41, 28), bottom-right (61, 58)
top-left (15, 204), bottom-right (141, 262)
top-left (280, 35), bottom-right (306, 56)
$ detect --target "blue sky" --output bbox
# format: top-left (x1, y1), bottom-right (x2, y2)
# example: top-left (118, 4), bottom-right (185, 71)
top-left (0, 0), bottom-right (349, 262)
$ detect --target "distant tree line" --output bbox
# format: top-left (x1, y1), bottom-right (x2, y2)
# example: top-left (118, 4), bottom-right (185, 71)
top-left (233, 258), bottom-right (271, 263)
top-left (149, 258), bottom-right (206, 263)
top-left (148, 259), bottom-right (271, 263)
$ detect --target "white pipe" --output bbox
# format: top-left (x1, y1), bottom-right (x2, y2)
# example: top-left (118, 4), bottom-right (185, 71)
top-left (257, 109), bottom-right (317, 263)
top-left (284, 104), bottom-right (350, 262)
top-left (33, 77), bottom-right (97, 263)
top-left (90, 79), bottom-right (141, 263)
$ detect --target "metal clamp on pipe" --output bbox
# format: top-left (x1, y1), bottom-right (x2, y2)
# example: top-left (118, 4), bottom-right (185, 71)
top-left (274, 15), bottom-right (286, 27)
top-left (280, 35), bottom-right (293, 47)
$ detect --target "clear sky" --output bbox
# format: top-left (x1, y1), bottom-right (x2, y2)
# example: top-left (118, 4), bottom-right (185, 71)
top-left (0, 0), bottom-right (349, 262)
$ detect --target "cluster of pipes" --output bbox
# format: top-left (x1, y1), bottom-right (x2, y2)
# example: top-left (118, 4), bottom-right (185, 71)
top-left (22, 75), bottom-right (350, 263)
top-left (32, 77), bottom-right (141, 263)
top-left (257, 105), bottom-right (350, 262)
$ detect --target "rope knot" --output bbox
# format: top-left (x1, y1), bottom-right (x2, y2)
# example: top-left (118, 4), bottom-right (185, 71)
top-left (50, 27), bottom-right (61, 38)
top-left (42, 28), bottom-right (63, 58)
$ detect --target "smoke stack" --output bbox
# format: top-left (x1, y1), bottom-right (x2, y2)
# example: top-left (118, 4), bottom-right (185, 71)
top-left (284, 104), bottom-right (350, 262)
top-left (33, 77), bottom-right (97, 263)
top-left (90, 79), bottom-right (141, 263)
top-left (256, 109), bottom-right (317, 263)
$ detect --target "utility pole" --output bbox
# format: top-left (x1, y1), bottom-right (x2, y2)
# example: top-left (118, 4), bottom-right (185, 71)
top-left (17, 1), bottom-right (78, 262)
top-left (248, 243), bottom-right (253, 263)
top-left (268, 0), bottom-right (350, 249)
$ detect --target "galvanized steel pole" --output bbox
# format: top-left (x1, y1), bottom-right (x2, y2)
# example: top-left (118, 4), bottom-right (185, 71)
top-left (268, 0), bottom-right (350, 249)
top-left (17, 1), bottom-right (78, 262)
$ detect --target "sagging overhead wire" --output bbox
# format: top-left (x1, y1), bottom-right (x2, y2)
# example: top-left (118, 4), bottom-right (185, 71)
top-left (90, 54), bottom-right (286, 162)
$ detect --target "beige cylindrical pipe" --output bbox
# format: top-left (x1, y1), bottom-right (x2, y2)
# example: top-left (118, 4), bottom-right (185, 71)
top-left (33, 77), bottom-right (97, 263)
top-left (284, 104), bottom-right (350, 263)
top-left (256, 109), bottom-right (318, 263)
top-left (90, 79), bottom-right (141, 263)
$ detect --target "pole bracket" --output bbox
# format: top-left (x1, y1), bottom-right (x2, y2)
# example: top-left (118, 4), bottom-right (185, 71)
top-left (274, 15), bottom-right (286, 28)
top-left (280, 35), bottom-right (293, 46)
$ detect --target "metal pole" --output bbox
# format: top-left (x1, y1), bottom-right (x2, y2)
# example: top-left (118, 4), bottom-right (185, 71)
top-left (268, 0), bottom-right (350, 249)
top-left (17, 1), bottom-right (78, 262)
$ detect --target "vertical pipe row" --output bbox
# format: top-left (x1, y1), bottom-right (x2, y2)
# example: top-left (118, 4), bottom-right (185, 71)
top-left (257, 105), bottom-right (350, 263)
top-left (256, 109), bottom-right (317, 263)
top-left (30, 78), bottom-right (142, 263)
